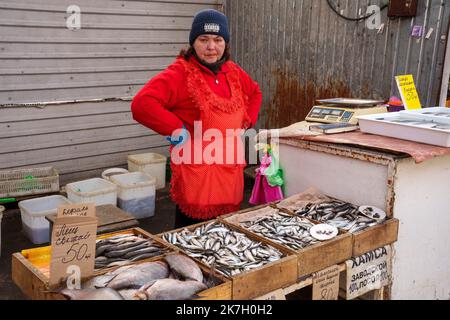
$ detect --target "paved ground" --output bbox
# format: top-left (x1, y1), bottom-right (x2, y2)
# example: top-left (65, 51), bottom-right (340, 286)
top-left (0, 176), bottom-right (256, 300)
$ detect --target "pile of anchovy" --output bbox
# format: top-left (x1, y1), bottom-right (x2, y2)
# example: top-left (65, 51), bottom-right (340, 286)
top-left (240, 211), bottom-right (319, 250)
top-left (95, 234), bottom-right (170, 270)
top-left (162, 222), bottom-right (284, 277)
top-left (295, 200), bottom-right (383, 233)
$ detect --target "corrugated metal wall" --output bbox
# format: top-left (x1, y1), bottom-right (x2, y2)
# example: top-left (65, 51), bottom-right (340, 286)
top-left (0, 0), bottom-right (222, 185)
top-left (225, 0), bottom-right (450, 129)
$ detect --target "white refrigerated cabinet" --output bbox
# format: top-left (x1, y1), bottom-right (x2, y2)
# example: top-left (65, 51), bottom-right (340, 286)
top-left (279, 138), bottom-right (450, 300)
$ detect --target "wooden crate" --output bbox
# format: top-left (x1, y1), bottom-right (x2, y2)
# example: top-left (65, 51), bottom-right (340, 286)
top-left (274, 200), bottom-right (400, 258)
top-left (158, 219), bottom-right (298, 300)
top-left (12, 251), bottom-right (230, 300)
top-left (277, 208), bottom-right (399, 258)
top-left (193, 262), bottom-right (232, 300)
top-left (221, 207), bottom-right (352, 278)
top-left (220, 203), bottom-right (280, 221)
top-left (12, 228), bottom-right (178, 300)
top-left (351, 218), bottom-right (399, 257)
top-left (12, 252), bottom-right (64, 300)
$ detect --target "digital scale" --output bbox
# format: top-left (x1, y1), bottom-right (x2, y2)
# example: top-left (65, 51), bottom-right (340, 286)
top-left (306, 98), bottom-right (388, 125)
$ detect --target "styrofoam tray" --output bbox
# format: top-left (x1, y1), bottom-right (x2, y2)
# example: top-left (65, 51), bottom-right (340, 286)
top-left (357, 112), bottom-right (450, 147)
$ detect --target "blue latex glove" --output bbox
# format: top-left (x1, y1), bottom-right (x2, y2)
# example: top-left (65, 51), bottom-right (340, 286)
top-left (166, 125), bottom-right (188, 146)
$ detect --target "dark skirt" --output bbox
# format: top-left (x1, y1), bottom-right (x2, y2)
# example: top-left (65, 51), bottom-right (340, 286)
top-left (174, 205), bottom-right (206, 229)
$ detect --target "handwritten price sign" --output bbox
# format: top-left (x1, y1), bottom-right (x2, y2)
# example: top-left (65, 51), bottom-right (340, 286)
top-left (312, 265), bottom-right (340, 300)
top-left (396, 74), bottom-right (422, 110)
top-left (49, 203), bottom-right (97, 289)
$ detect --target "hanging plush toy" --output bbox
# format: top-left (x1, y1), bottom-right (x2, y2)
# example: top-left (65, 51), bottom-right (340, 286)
top-left (249, 144), bottom-right (284, 205)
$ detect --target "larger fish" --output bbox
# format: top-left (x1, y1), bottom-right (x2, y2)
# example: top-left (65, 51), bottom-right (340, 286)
top-left (83, 274), bottom-right (117, 289)
top-left (164, 254), bottom-right (203, 283)
top-left (83, 265), bottom-right (135, 289)
top-left (61, 288), bottom-right (123, 300)
top-left (106, 261), bottom-right (169, 290)
top-left (134, 279), bottom-right (207, 300)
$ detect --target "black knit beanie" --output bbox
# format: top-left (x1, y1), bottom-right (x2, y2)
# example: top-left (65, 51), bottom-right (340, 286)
top-left (189, 9), bottom-right (230, 46)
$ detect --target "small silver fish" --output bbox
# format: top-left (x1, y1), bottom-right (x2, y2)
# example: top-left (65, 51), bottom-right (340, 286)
top-left (294, 199), bottom-right (385, 233)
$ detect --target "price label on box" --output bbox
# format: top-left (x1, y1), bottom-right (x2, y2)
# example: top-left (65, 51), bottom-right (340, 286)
top-left (312, 265), bottom-right (340, 300)
top-left (49, 203), bottom-right (97, 289)
top-left (343, 246), bottom-right (392, 300)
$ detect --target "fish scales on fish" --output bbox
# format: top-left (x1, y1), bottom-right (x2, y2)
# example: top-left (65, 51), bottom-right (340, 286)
top-left (134, 279), bottom-right (207, 300)
top-left (294, 199), bottom-right (385, 233)
top-left (164, 254), bottom-right (203, 283)
top-left (106, 261), bottom-right (170, 290)
top-left (95, 235), bottom-right (169, 270)
top-left (162, 223), bottom-right (284, 278)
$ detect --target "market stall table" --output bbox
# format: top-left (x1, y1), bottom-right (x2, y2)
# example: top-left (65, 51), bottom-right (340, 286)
top-left (277, 131), bottom-right (450, 299)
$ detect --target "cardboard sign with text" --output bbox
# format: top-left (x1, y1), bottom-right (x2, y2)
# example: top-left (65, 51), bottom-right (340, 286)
top-left (396, 74), bottom-right (422, 110)
top-left (312, 265), bottom-right (340, 300)
top-left (49, 203), bottom-right (97, 289)
top-left (342, 245), bottom-right (392, 300)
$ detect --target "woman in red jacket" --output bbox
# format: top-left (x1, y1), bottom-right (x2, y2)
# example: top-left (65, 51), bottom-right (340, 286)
top-left (131, 9), bottom-right (262, 228)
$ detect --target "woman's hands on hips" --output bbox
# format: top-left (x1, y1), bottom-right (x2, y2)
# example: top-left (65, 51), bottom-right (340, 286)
top-left (166, 125), bottom-right (188, 146)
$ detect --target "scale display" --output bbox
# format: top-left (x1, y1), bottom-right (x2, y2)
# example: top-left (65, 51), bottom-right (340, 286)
top-left (306, 105), bottom-right (387, 125)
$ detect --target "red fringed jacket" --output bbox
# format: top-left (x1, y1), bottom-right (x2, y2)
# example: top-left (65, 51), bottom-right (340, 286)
top-left (132, 57), bottom-right (262, 135)
top-left (131, 56), bottom-right (262, 219)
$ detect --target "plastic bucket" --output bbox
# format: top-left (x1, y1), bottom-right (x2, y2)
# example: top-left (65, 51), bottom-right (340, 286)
top-left (110, 172), bottom-right (156, 219)
top-left (66, 178), bottom-right (117, 206)
top-left (128, 153), bottom-right (167, 190)
top-left (18, 195), bottom-right (72, 244)
top-left (102, 168), bottom-right (129, 181)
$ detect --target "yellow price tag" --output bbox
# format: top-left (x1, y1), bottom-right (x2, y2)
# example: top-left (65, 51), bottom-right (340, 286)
top-left (395, 74), bottom-right (422, 110)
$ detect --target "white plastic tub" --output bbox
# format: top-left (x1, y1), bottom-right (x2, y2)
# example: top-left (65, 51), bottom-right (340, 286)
top-left (400, 107), bottom-right (450, 124)
top-left (128, 153), bottom-right (167, 190)
top-left (0, 205), bottom-right (4, 256)
top-left (66, 178), bottom-right (117, 206)
top-left (358, 113), bottom-right (450, 147)
top-left (18, 195), bottom-right (72, 244)
top-left (101, 168), bottom-right (129, 181)
top-left (110, 172), bottom-right (156, 219)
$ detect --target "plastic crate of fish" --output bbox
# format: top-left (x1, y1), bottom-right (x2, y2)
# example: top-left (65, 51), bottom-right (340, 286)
top-left (221, 205), bottom-right (353, 277)
top-left (12, 228), bottom-right (177, 300)
top-left (159, 220), bottom-right (298, 300)
top-left (276, 190), bottom-right (399, 257)
top-left (0, 167), bottom-right (59, 198)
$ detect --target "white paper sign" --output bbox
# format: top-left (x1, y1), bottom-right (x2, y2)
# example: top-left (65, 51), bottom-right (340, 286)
top-left (312, 265), bottom-right (340, 300)
top-left (344, 246), bottom-right (392, 300)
